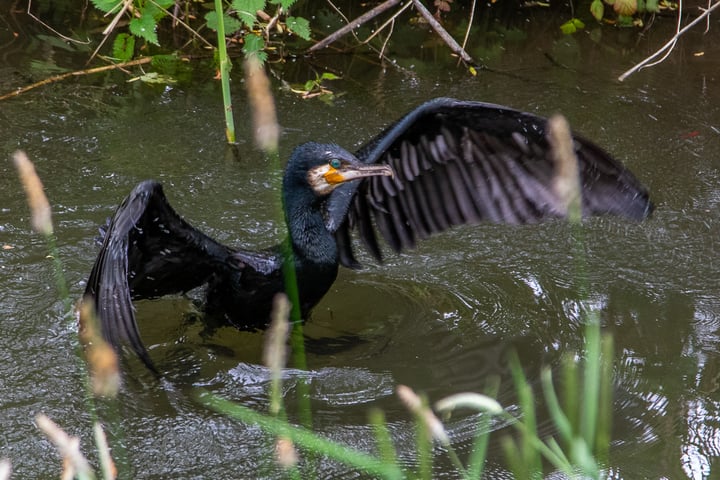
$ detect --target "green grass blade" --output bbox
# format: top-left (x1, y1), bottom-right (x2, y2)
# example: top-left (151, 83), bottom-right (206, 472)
top-left (200, 393), bottom-right (404, 480)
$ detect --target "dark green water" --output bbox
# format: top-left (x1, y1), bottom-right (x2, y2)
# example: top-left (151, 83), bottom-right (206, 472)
top-left (2, 12), bottom-right (720, 479)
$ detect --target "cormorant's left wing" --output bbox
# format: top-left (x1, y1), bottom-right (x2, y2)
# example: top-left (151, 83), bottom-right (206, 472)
top-left (84, 180), bottom-right (237, 369)
top-left (331, 98), bottom-right (653, 268)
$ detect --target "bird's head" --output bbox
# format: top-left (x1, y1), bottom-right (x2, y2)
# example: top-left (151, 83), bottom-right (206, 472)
top-left (285, 142), bottom-right (393, 197)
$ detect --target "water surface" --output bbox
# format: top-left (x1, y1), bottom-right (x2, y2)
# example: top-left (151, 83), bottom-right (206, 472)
top-left (2, 15), bottom-right (720, 479)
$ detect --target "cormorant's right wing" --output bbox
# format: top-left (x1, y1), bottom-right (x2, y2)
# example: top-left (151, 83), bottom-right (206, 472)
top-left (84, 180), bottom-right (237, 369)
top-left (331, 98), bottom-right (653, 268)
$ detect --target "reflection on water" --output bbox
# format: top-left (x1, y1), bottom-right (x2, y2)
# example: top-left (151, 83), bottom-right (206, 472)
top-left (3, 14), bottom-right (720, 479)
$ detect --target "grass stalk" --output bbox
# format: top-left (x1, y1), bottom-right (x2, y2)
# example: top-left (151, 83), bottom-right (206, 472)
top-left (368, 409), bottom-right (400, 469)
top-left (213, 0), bottom-right (236, 143)
top-left (199, 393), bottom-right (404, 480)
top-left (243, 56), bottom-right (313, 430)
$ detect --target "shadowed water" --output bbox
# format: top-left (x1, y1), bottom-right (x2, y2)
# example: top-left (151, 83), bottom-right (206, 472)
top-left (2, 14), bottom-right (720, 479)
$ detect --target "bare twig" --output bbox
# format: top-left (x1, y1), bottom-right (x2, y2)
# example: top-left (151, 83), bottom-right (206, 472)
top-left (0, 57), bottom-right (153, 101)
top-left (362, 1), bottom-right (414, 49)
top-left (308, 0), bottom-right (403, 52)
top-left (26, 0), bottom-right (90, 45)
top-left (618, 0), bottom-right (720, 81)
top-left (412, 0), bottom-right (476, 65)
top-left (457, 0), bottom-right (477, 66)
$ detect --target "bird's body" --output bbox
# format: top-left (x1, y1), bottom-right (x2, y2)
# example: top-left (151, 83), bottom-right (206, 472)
top-left (84, 98), bottom-right (653, 369)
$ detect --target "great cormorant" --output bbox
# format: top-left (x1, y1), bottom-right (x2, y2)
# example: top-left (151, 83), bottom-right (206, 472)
top-left (84, 98), bottom-right (653, 369)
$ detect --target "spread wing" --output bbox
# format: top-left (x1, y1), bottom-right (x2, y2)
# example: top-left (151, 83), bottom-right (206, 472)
top-left (332, 98), bottom-right (653, 268)
top-left (84, 180), bottom-right (238, 369)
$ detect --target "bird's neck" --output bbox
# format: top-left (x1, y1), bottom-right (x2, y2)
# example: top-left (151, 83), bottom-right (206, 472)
top-left (283, 189), bottom-right (338, 267)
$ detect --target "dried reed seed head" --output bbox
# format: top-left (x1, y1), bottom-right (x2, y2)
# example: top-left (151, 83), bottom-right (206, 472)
top-left (275, 437), bottom-right (298, 469)
top-left (263, 293), bottom-right (291, 370)
top-left (547, 114), bottom-right (581, 218)
top-left (0, 459), bottom-right (11, 480)
top-left (434, 392), bottom-right (504, 416)
top-left (77, 296), bottom-right (121, 397)
top-left (396, 385), bottom-right (450, 445)
top-left (12, 151), bottom-right (53, 235)
top-left (244, 56), bottom-right (279, 152)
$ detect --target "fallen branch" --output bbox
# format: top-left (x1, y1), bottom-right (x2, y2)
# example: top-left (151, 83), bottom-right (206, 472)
top-left (618, 0), bottom-right (720, 81)
top-left (411, 0), bottom-right (476, 66)
top-left (308, 0), bottom-right (403, 52)
top-left (0, 57), bottom-right (152, 101)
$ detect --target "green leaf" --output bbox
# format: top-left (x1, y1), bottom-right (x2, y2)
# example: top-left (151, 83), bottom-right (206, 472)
top-left (320, 72), bottom-right (340, 81)
top-left (129, 14), bottom-right (159, 45)
top-left (112, 33), bottom-right (135, 61)
top-left (232, 0), bottom-right (266, 28)
top-left (271, 0), bottom-right (297, 8)
top-left (560, 19), bottom-right (579, 34)
top-left (613, 0), bottom-right (637, 16)
top-left (89, 0), bottom-right (122, 14)
top-left (590, 0), bottom-right (605, 20)
top-left (286, 16), bottom-right (311, 40)
top-left (243, 34), bottom-right (268, 63)
top-left (205, 11), bottom-right (244, 35)
top-left (646, 0), bottom-right (659, 11)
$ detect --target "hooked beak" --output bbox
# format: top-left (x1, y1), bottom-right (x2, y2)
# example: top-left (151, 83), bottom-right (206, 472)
top-left (323, 162), bottom-right (394, 185)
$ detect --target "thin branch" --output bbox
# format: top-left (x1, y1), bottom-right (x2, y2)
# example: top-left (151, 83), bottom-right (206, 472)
top-left (412, 0), bottom-right (476, 65)
top-left (361, 1), bottom-right (413, 48)
top-left (618, 0), bottom-right (720, 81)
top-left (88, 0), bottom-right (133, 63)
top-left (308, 0), bottom-right (403, 52)
top-left (26, 0), bottom-right (90, 45)
top-left (0, 57), bottom-right (153, 101)
top-left (458, 0), bottom-right (478, 66)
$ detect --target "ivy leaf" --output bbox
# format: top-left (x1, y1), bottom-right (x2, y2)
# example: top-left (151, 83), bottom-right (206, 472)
top-left (205, 11), bottom-right (244, 35)
top-left (286, 16), bottom-right (311, 40)
top-left (89, 0), bottom-right (122, 14)
top-left (232, 0), bottom-right (266, 28)
top-left (590, 0), bottom-right (605, 20)
top-left (112, 33), bottom-right (135, 61)
top-left (613, 0), bottom-right (637, 16)
top-left (129, 14), bottom-right (159, 45)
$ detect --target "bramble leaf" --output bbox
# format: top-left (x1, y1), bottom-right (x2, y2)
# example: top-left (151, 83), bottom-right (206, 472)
top-left (112, 33), bottom-right (135, 61)
top-left (205, 11), bottom-right (244, 34)
top-left (129, 14), bottom-right (159, 45)
top-left (89, 0), bottom-right (122, 14)
top-left (286, 16), bottom-right (310, 40)
top-left (232, 0), bottom-right (266, 28)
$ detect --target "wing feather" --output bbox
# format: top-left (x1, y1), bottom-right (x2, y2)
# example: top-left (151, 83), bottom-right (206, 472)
top-left (334, 98), bottom-right (653, 267)
top-left (84, 181), bottom-right (237, 369)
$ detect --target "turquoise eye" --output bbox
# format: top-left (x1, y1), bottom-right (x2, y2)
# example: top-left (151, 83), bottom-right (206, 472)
top-left (329, 159), bottom-right (341, 169)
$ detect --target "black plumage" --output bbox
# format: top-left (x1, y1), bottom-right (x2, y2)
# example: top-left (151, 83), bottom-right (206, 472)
top-left (84, 98), bottom-right (653, 369)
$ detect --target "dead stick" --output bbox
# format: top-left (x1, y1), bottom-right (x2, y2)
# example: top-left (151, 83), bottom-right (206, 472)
top-left (0, 57), bottom-right (153, 101)
top-left (618, 1), bottom-right (720, 81)
top-left (308, 0), bottom-right (402, 52)
top-left (412, 0), bottom-right (475, 65)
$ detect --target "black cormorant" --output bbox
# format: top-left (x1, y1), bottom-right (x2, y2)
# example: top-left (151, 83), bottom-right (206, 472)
top-left (84, 98), bottom-right (653, 369)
